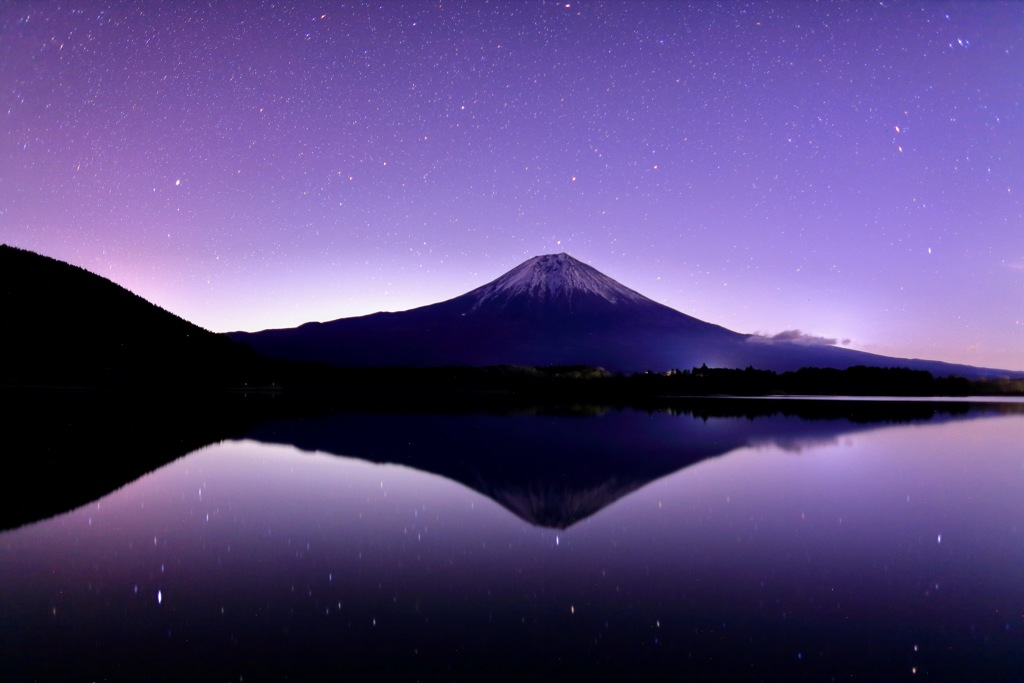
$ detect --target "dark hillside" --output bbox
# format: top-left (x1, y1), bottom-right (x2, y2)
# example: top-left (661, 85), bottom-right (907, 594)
top-left (0, 244), bottom-right (268, 387)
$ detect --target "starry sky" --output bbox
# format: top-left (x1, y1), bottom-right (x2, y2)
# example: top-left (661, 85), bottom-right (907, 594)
top-left (3, 1), bottom-right (1022, 370)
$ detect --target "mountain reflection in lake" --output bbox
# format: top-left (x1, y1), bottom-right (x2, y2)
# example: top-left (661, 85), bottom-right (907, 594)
top-left (3, 402), bottom-right (1024, 681)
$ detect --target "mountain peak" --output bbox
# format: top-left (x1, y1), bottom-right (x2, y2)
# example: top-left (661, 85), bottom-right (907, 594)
top-left (467, 253), bottom-right (652, 308)
top-left (228, 250), bottom-right (1020, 377)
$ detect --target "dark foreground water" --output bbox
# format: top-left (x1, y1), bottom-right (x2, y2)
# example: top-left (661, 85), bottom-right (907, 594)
top-left (2, 400), bottom-right (1024, 681)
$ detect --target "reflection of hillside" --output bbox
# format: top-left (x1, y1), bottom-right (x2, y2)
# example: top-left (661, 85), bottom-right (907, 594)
top-left (5, 392), bottom-right (1020, 532)
top-left (0, 390), bottom-right (267, 531)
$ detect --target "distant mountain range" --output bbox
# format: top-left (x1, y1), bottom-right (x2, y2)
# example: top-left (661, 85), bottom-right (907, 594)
top-left (229, 252), bottom-right (1017, 379)
top-left (2, 245), bottom-right (1018, 383)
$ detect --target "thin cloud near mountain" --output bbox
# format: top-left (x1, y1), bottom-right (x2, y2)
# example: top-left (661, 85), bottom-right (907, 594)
top-left (749, 330), bottom-right (852, 347)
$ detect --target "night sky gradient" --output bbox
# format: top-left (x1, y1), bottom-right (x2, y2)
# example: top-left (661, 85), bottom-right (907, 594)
top-left (3, 1), bottom-right (1022, 369)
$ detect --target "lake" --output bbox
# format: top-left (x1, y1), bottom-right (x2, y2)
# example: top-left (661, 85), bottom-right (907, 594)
top-left (2, 398), bottom-right (1024, 681)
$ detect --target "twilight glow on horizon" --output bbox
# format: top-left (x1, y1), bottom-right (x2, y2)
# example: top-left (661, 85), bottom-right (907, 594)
top-left (2, 1), bottom-right (1022, 370)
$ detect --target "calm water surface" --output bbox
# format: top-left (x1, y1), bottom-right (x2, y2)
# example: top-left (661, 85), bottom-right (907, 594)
top-left (2, 403), bottom-right (1023, 681)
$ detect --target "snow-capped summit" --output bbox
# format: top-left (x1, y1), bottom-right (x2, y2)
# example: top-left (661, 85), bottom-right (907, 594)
top-left (468, 253), bottom-right (651, 309)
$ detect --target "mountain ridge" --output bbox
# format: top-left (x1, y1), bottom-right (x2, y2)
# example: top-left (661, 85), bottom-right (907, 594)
top-left (2, 245), bottom-right (1017, 382)
top-left (229, 252), bottom-right (1019, 378)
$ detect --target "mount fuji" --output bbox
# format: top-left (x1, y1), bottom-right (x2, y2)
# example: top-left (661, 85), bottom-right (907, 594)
top-left (228, 253), bottom-right (1011, 378)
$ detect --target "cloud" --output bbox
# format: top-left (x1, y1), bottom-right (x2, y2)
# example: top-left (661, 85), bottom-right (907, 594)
top-left (748, 329), bottom-right (851, 347)
top-left (749, 435), bottom-right (840, 453)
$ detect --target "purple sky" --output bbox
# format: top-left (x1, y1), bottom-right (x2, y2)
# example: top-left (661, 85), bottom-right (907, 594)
top-left (3, 1), bottom-right (1022, 370)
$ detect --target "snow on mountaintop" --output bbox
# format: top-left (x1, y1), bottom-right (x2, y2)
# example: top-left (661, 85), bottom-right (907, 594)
top-left (469, 253), bottom-right (653, 308)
